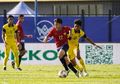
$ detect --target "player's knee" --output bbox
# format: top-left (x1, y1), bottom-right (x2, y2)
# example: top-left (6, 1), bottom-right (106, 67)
top-left (14, 52), bottom-right (19, 57)
top-left (72, 62), bottom-right (76, 66)
top-left (77, 55), bottom-right (81, 60)
top-left (19, 50), bottom-right (27, 57)
top-left (58, 50), bottom-right (65, 59)
top-left (64, 57), bottom-right (70, 65)
top-left (71, 60), bottom-right (76, 66)
top-left (5, 53), bottom-right (9, 57)
top-left (4, 56), bottom-right (9, 59)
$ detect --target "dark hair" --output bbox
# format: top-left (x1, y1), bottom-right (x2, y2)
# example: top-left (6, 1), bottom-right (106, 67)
top-left (74, 19), bottom-right (82, 26)
top-left (54, 18), bottom-right (62, 24)
top-left (19, 14), bottom-right (24, 18)
top-left (7, 15), bottom-right (14, 19)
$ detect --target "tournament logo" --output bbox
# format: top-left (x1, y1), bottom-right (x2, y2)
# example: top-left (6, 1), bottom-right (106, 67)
top-left (36, 20), bottom-right (53, 42)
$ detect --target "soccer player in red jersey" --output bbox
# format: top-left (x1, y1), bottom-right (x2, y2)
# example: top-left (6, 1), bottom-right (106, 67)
top-left (11, 14), bottom-right (32, 70)
top-left (43, 18), bottom-right (79, 77)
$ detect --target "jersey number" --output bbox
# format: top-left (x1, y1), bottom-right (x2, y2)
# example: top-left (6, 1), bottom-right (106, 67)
top-left (59, 35), bottom-right (63, 40)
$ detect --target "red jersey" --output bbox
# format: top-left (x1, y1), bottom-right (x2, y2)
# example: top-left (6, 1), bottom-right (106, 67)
top-left (16, 21), bottom-right (25, 42)
top-left (47, 26), bottom-right (70, 48)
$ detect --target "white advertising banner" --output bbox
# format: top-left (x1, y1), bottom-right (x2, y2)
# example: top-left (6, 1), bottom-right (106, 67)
top-left (0, 43), bottom-right (120, 65)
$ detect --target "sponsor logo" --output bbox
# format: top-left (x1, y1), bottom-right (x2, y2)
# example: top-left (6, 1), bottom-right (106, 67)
top-left (0, 50), bottom-right (58, 61)
top-left (36, 20), bottom-right (53, 42)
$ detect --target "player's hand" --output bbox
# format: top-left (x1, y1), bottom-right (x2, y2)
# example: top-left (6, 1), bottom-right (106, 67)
top-left (43, 39), bottom-right (48, 43)
top-left (68, 37), bottom-right (72, 40)
top-left (4, 41), bottom-right (7, 46)
top-left (27, 35), bottom-right (33, 38)
top-left (95, 45), bottom-right (102, 49)
top-left (43, 36), bottom-right (48, 43)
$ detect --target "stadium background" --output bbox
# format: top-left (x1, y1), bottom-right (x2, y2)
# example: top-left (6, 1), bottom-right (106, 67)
top-left (0, 0), bottom-right (120, 84)
top-left (0, 0), bottom-right (120, 43)
top-left (0, 0), bottom-right (120, 65)
top-left (0, 0), bottom-right (119, 65)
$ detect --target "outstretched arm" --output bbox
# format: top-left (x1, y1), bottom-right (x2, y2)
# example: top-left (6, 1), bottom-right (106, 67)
top-left (43, 28), bottom-right (53, 43)
top-left (83, 35), bottom-right (102, 49)
top-left (43, 36), bottom-right (49, 43)
top-left (2, 29), bottom-right (6, 44)
top-left (67, 30), bottom-right (72, 40)
top-left (24, 34), bottom-right (33, 38)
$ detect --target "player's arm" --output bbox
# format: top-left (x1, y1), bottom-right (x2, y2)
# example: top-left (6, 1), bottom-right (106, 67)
top-left (83, 34), bottom-right (102, 49)
top-left (2, 28), bottom-right (6, 44)
top-left (66, 26), bottom-right (72, 40)
top-left (43, 36), bottom-right (49, 43)
top-left (16, 30), bottom-right (20, 42)
top-left (15, 25), bottom-right (20, 43)
top-left (24, 34), bottom-right (33, 38)
top-left (43, 28), bottom-right (53, 43)
top-left (67, 30), bottom-right (72, 40)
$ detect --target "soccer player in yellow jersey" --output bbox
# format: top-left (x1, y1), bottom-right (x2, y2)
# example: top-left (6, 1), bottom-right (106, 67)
top-left (2, 15), bottom-right (21, 71)
top-left (68, 19), bottom-right (101, 77)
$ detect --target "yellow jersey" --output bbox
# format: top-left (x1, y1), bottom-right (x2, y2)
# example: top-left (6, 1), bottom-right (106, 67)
top-left (68, 28), bottom-right (85, 47)
top-left (3, 23), bottom-right (18, 42)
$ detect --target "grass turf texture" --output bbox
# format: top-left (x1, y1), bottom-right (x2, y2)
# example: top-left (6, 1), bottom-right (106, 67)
top-left (0, 64), bottom-right (120, 84)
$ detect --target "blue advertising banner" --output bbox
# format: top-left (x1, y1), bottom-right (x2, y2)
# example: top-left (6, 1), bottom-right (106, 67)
top-left (0, 16), bottom-right (120, 43)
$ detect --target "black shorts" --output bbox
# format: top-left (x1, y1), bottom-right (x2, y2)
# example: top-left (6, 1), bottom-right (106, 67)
top-left (57, 43), bottom-right (69, 57)
top-left (19, 42), bottom-right (25, 51)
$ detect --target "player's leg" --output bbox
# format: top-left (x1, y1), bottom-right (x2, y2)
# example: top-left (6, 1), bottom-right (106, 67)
top-left (18, 42), bottom-right (27, 66)
top-left (59, 44), bottom-right (79, 77)
top-left (76, 48), bottom-right (88, 76)
top-left (68, 48), bottom-right (83, 75)
top-left (19, 42), bottom-right (27, 56)
top-left (69, 52), bottom-right (83, 72)
top-left (11, 42), bottom-right (21, 69)
top-left (70, 58), bottom-right (84, 77)
top-left (3, 44), bottom-right (10, 70)
top-left (58, 49), bottom-right (69, 72)
top-left (63, 56), bottom-right (79, 78)
top-left (77, 45), bottom-right (87, 72)
top-left (11, 43), bottom-right (21, 71)
top-left (12, 42), bottom-right (27, 68)
top-left (77, 49), bottom-right (87, 72)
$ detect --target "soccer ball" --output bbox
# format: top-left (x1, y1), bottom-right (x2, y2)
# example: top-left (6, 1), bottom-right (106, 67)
top-left (58, 70), bottom-right (67, 78)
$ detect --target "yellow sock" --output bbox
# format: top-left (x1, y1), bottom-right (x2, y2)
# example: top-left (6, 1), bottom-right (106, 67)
top-left (74, 64), bottom-right (83, 72)
top-left (79, 58), bottom-right (87, 72)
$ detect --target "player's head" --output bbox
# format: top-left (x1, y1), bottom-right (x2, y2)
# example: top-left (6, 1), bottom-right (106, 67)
top-left (7, 15), bottom-right (14, 24)
top-left (18, 14), bottom-right (24, 22)
top-left (54, 18), bottom-right (62, 29)
top-left (74, 19), bottom-right (82, 30)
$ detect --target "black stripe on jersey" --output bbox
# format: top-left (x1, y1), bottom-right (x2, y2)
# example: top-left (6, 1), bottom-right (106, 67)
top-left (15, 30), bottom-right (18, 33)
top-left (2, 28), bottom-right (6, 33)
top-left (82, 34), bottom-right (87, 38)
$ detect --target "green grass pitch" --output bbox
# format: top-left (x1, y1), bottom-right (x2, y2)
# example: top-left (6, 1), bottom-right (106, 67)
top-left (0, 64), bottom-right (120, 84)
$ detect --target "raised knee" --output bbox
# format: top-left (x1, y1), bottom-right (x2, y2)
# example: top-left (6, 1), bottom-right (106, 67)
top-left (77, 55), bottom-right (81, 60)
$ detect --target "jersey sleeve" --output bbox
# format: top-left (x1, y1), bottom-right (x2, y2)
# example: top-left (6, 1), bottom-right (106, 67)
top-left (47, 28), bottom-right (54, 37)
top-left (14, 25), bottom-right (18, 33)
top-left (65, 26), bottom-right (71, 34)
top-left (80, 29), bottom-right (85, 37)
top-left (2, 28), bottom-right (6, 33)
top-left (2, 25), bottom-right (6, 33)
top-left (16, 24), bottom-right (20, 33)
top-left (15, 25), bottom-right (18, 30)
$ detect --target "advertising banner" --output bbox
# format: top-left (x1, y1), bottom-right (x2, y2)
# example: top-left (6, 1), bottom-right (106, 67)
top-left (0, 43), bottom-right (120, 65)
